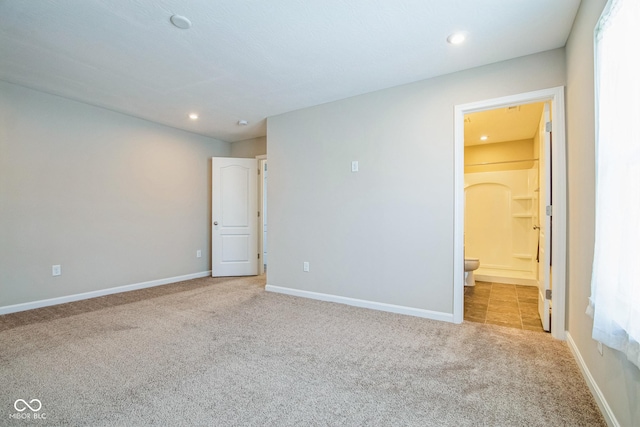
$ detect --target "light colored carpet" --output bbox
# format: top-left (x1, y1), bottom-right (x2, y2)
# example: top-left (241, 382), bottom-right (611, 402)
top-left (1, 275), bottom-right (605, 426)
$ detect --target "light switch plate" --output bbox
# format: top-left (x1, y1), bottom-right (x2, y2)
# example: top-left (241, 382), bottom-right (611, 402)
top-left (351, 161), bottom-right (359, 172)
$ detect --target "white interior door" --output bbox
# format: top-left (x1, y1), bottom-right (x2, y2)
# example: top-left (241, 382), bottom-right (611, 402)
top-left (538, 103), bottom-right (551, 331)
top-left (212, 157), bottom-right (258, 277)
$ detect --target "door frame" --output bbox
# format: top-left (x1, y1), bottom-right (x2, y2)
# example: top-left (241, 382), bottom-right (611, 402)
top-left (453, 86), bottom-right (567, 340)
top-left (257, 154), bottom-right (267, 275)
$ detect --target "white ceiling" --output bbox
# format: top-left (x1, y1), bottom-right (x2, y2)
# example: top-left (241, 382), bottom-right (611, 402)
top-left (464, 102), bottom-right (545, 146)
top-left (0, 0), bottom-right (581, 143)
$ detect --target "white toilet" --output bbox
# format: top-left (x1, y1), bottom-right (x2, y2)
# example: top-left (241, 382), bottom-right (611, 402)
top-left (464, 258), bottom-right (480, 286)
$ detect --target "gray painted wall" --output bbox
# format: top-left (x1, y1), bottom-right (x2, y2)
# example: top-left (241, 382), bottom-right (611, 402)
top-left (267, 49), bottom-right (566, 314)
top-left (565, 0), bottom-right (640, 425)
top-left (3, 4), bottom-right (637, 421)
top-left (0, 81), bottom-right (230, 307)
top-left (231, 136), bottom-right (267, 158)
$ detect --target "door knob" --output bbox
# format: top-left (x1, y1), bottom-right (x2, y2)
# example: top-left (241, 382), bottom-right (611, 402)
top-left (533, 225), bottom-right (540, 230)
top-left (214, 221), bottom-right (218, 226)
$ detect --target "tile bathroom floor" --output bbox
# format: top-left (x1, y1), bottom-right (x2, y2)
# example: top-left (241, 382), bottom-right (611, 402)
top-left (464, 281), bottom-right (545, 332)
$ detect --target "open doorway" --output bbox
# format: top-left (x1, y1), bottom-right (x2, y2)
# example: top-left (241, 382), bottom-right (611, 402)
top-left (453, 87), bottom-right (567, 340)
top-left (462, 101), bottom-right (548, 332)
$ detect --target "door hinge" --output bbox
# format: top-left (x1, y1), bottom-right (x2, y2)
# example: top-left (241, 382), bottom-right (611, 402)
top-left (258, 211), bottom-right (260, 217)
top-left (546, 289), bottom-right (552, 300)
top-left (545, 121), bottom-right (552, 132)
top-left (258, 168), bottom-right (260, 175)
top-left (546, 205), bottom-right (553, 216)
top-left (258, 253), bottom-right (260, 259)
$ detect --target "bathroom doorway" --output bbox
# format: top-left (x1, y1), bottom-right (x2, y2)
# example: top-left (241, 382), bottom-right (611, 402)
top-left (454, 87), bottom-right (566, 339)
top-left (463, 102), bottom-right (544, 286)
top-left (462, 101), bottom-right (547, 332)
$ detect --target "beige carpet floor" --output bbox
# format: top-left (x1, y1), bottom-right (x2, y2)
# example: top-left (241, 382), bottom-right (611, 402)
top-left (1, 275), bottom-right (605, 426)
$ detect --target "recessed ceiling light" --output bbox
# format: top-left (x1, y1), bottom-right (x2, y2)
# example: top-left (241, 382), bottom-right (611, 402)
top-left (170, 15), bottom-right (192, 30)
top-left (238, 120), bottom-right (248, 126)
top-left (447, 32), bottom-right (467, 45)
top-left (189, 113), bottom-right (199, 120)
top-left (480, 135), bottom-right (488, 141)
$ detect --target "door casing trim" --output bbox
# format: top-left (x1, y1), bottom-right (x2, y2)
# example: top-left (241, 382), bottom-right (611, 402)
top-left (453, 86), bottom-right (567, 340)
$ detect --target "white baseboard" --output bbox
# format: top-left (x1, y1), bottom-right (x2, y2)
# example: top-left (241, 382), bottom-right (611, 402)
top-left (475, 274), bottom-right (537, 286)
top-left (566, 332), bottom-right (619, 427)
top-left (265, 284), bottom-right (454, 323)
top-left (0, 271), bottom-right (212, 315)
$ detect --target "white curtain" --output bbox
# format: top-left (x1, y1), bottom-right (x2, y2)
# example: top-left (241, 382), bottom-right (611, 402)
top-left (587, 0), bottom-right (640, 369)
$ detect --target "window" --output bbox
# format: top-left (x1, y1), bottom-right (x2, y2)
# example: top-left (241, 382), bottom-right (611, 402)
top-left (588, 0), bottom-right (640, 369)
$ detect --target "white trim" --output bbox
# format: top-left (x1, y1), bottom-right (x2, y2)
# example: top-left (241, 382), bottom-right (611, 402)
top-left (475, 275), bottom-right (537, 286)
top-left (257, 155), bottom-right (267, 275)
top-left (551, 88), bottom-right (567, 340)
top-left (454, 86), bottom-right (567, 339)
top-left (453, 97), bottom-right (465, 324)
top-left (566, 332), bottom-right (620, 427)
top-left (266, 284), bottom-right (453, 323)
top-left (0, 271), bottom-right (212, 315)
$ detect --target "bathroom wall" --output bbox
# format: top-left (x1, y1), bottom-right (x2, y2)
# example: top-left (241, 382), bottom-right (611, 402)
top-left (0, 81), bottom-right (231, 309)
top-left (533, 118), bottom-right (542, 166)
top-left (465, 139), bottom-right (535, 173)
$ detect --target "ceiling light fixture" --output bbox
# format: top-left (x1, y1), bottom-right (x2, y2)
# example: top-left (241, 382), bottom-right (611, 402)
top-left (447, 32), bottom-right (467, 45)
top-left (480, 135), bottom-right (488, 141)
top-left (238, 120), bottom-right (248, 126)
top-left (170, 15), bottom-right (192, 30)
top-left (189, 113), bottom-right (199, 120)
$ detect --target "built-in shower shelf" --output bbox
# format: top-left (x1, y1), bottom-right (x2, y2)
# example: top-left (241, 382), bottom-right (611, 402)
top-left (512, 213), bottom-right (534, 218)
top-left (513, 253), bottom-right (534, 260)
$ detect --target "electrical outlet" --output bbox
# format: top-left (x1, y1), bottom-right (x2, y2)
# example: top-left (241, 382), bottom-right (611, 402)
top-left (597, 341), bottom-right (603, 356)
top-left (52, 265), bottom-right (61, 276)
top-left (196, 250), bottom-right (202, 258)
top-left (351, 161), bottom-right (359, 172)
top-left (303, 262), bottom-right (310, 272)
